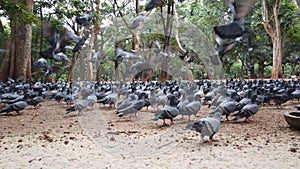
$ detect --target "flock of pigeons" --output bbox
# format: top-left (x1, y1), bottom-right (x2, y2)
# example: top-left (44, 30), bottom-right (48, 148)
top-left (33, 0), bottom-right (260, 81)
top-left (34, 13), bottom-right (94, 80)
top-left (1, 78), bottom-right (300, 142)
top-left (2, 0), bottom-right (299, 143)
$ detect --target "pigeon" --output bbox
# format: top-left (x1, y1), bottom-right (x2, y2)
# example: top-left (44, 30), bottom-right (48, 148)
top-left (212, 0), bottom-right (258, 59)
top-left (235, 90), bottom-right (252, 111)
top-left (129, 14), bottom-right (146, 30)
top-left (152, 95), bottom-right (180, 125)
top-left (34, 58), bottom-right (53, 72)
top-left (177, 89), bottom-right (190, 117)
top-left (116, 93), bottom-right (138, 111)
top-left (232, 94), bottom-right (259, 122)
top-left (152, 40), bottom-right (161, 55)
top-left (66, 99), bottom-right (90, 114)
top-left (128, 61), bottom-right (155, 74)
top-left (114, 48), bottom-right (143, 62)
top-left (145, 0), bottom-right (164, 11)
top-left (179, 51), bottom-right (188, 61)
top-left (72, 35), bottom-right (88, 53)
top-left (75, 13), bottom-right (93, 26)
top-left (40, 22), bottom-right (82, 57)
top-left (187, 112), bottom-right (222, 142)
top-left (89, 52), bottom-right (106, 63)
top-left (27, 96), bottom-right (44, 108)
top-left (184, 55), bottom-right (195, 65)
top-left (116, 93), bottom-right (147, 118)
top-left (215, 92), bottom-right (237, 121)
top-left (180, 95), bottom-right (201, 121)
top-left (0, 101), bottom-right (28, 115)
top-left (53, 52), bottom-right (70, 62)
top-left (156, 92), bottom-right (168, 109)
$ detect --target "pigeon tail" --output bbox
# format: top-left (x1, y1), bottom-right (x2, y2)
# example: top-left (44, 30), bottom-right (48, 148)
top-left (66, 106), bottom-right (75, 114)
top-left (0, 106), bottom-right (13, 114)
top-left (152, 115), bottom-right (161, 121)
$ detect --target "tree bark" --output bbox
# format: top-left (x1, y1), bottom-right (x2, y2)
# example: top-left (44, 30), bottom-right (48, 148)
top-left (291, 0), bottom-right (299, 9)
top-left (86, 30), bottom-right (95, 81)
top-left (261, 0), bottom-right (283, 79)
top-left (258, 59), bottom-right (265, 78)
top-left (0, 0), bottom-right (33, 82)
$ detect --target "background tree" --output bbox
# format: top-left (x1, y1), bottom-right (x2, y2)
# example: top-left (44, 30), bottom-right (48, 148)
top-left (0, 0), bottom-right (36, 82)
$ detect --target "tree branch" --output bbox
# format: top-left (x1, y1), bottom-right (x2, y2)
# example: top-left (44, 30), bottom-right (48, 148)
top-left (261, 0), bottom-right (274, 41)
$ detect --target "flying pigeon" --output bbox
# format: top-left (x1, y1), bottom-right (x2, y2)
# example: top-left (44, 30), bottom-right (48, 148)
top-left (212, 0), bottom-right (258, 63)
top-left (76, 13), bottom-right (93, 26)
top-left (129, 14), bottom-right (146, 30)
top-left (145, 0), bottom-right (164, 11)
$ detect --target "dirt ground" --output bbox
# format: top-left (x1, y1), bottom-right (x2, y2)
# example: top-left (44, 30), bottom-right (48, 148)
top-left (0, 99), bottom-right (300, 169)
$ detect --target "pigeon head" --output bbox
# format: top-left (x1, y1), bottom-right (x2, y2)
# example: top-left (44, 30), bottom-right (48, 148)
top-left (191, 120), bottom-right (205, 133)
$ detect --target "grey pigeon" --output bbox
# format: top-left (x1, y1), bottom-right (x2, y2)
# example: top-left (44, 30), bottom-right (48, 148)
top-left (187, 112), bottom-right (222, 142)
top-left (116, 94), bottom-right (138, 111)
top-left (76, 13), bottom-right (93, 26)
top-left (115, 48), bottom-right (143, 62)
top-left (214, 92), bottom-right (237, 121)
top-left (27, 96), bottom-right (44, 108)
top-left (232, 95), bottom-right (259, 122)
top-left (66, 99), bottom-right (90, 114)
top-left (177, 89), bottom-right (189, 115)
top-left (129, 14), bottom-right (146, 30)
top-left (89, 52), bottom-right (106, 63)
top-left (213, 0), bottom-right (258, 57)
top-left (0, 101), bottom-right (28, 115)
top-left (152, 95), bottom-right (180, 125)
top-left (180, 94), bottom-right (201, 121)
top-left (145, 0), bottom-right (164, 11)
top-left (116, 93), bottom-right (147, 118)
top-left (53, 52), bottom-right (70, 62)
top-left (129, 61), bottom-right (154, 74)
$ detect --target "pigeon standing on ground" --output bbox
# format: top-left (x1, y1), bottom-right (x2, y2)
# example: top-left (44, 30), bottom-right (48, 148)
top-left (66, 99), bottom-right (90, 114)
top-left (0, 101), bottom-right (28, 115)
top-left (152, 95), bottom-right (180, 125)
top-left (116, 93), bottom-right (147, 118)
top-left (187, 112), bottom-right (222, 143)
top-left (27, 96), bottom-right (44, 108)
top-left (180, 95), bottom-right (201, 121)
top-left (232, 94), bottom-right (259, 122)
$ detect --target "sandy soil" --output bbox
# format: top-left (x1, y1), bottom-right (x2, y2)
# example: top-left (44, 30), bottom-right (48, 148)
top-left (0, 99), bottom-right (300, 169)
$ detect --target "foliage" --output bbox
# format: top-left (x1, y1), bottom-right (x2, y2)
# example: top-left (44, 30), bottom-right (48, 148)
top-left (0, 0), bottom-right (37, 24)
top-left (2, 0), bottom-right (300, 81)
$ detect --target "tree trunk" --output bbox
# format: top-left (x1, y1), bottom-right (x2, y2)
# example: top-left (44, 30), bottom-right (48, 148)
top-left (95, 0), bottom-right (102, 82)
top-left (86, 30), bottom-right (95, 81)
top-left (261, 0), bottom-right (283, 79)
top-left (80, 53), bottom-right (85, 81)
top-left (258, 59), bottom-right (265, 78)
top-left (160, 0), bottom-right (174, 82)
top-left (0, 0), bottom-right (33, 82)
top-left (291, 0), bottom-right (299, 9)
